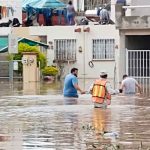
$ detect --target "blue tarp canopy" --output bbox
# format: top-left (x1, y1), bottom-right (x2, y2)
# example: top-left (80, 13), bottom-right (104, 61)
top-left (22, 0), bottom-right (66, 9)
top-left (33, 0), bottom-right (66, 9)
top-left (22, 0), bottom-right (39, 8)
top-left (0, 37), bottom-right (49, 53)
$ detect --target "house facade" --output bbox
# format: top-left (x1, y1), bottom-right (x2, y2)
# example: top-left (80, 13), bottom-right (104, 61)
top-left (115, 0), bottom-right (150, 84)
top-left (0, 25), bottom-right (120, 82)
top-left (6, 0), bottom-right (150, 83)
top-left (29, 25), bottom-right (119, 80)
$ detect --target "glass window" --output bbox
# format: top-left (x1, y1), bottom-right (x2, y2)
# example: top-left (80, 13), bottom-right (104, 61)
top-left (92, 39), bottom-right (115, 60)
top-left (54, 39), bottom-right (76, 61)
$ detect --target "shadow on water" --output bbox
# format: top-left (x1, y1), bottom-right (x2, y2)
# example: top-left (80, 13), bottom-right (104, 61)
top-left (0, 79), bottom-right (150, 149)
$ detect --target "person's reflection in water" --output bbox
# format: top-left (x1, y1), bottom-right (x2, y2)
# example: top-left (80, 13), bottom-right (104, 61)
top-left (63, 97), bottom-right (78, 105)
top-left (92, 108), bottom-right (106, 135)
top-left (92, 108), bottom-right (112, 143)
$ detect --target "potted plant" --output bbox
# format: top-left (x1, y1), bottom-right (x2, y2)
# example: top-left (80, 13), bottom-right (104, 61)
top-left (42, 66), bottom-right (59, 81)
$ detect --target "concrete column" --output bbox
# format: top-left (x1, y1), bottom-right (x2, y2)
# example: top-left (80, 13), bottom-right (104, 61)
top-left (73, 0), bottom-right (84, 11)
top-left (73, 0), bottom-right (78, 11)
top-left (115, 4), bottom-right (124, 28)
top-left (22, 52), bottom-right (39, 82)
top-left (111, 0), bottom-right (116, 23)
top-left (118, 31), bottom-right (126, 81)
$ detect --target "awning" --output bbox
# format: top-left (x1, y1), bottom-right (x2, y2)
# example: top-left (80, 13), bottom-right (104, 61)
top-left (32, 0), bottom-right (66, 9)
top-left (22, 0), bottom-right (66, 9)
top-left (0, 37), bottom-right (49, 53)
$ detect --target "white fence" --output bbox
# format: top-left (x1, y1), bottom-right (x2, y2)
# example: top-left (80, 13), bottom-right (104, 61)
top-left (126, 49), bottom-right (150, 95)
top-left (126, 49), bottom-right (150, 78)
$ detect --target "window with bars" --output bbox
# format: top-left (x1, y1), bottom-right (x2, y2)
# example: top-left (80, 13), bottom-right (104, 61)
top-left (92, 39), bottom-right (115, 60)
top-left (54, 39), bottom-right (76, 61)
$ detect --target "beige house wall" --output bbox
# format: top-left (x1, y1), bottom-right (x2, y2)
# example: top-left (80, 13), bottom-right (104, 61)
top-left (131, 0), bottom-right (150, 16)
top-left (28, 25), bottom-right (120, 81)
top-left (12, 27), bottom-right (40, 41)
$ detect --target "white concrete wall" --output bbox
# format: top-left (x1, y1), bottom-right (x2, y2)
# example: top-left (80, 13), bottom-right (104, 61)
top-left (131, 0), bottom-right (150, 16)
top-left (0, 27), bottom-right (12, 35)
top-left (73, 0), bottom-right (85, 11)
top-left (29, 25), bottom-right (119, 80)
top-left (111, 0), bottom-right (116, 23)
top-left (0, 0), bottom-right (22, 24)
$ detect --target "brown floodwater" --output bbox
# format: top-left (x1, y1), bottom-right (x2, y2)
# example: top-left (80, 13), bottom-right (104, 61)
top-left (0, 79), bottom-right (150, 150)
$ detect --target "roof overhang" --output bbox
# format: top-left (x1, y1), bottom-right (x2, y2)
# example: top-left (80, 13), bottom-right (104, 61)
top-left (0, 37), bottom-right (49, 53)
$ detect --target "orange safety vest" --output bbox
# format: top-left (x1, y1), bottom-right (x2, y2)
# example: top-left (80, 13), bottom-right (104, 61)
top-left (92, 79), bottom-right (111, 105)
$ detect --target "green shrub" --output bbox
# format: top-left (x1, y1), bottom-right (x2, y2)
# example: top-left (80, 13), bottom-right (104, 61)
top-left (42, 66), bottom-right (59, 76)
top-left (9, 43), bottom-right (47, 74)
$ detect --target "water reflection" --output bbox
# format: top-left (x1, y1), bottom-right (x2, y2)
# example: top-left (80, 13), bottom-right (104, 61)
top-left (23, 82), bottom-right (40, 95)
top-left (22, 111), bottom-right (85, 149)
top-left (0, 122), bottom-right (22, 150)
top-left (1, 78), bottom-right (150, 97)
top-left (22, 81), bottom-right (63, 95)
top-left (92, 109), bottom-right (107, 134)
top-left (63, 98), bottom-right (78, 105)
top-left (40, 81), bottom-right (63, 95)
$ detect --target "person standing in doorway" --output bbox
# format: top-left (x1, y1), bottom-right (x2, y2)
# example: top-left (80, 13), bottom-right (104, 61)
top-left (119, 74), bottom-right (142, 95)
top-left (63, 68), bottom-right (85, 97)
top-left (90, 71), bottom-right (119, 109)
top-left (66, 1), bottom-right (76, 25)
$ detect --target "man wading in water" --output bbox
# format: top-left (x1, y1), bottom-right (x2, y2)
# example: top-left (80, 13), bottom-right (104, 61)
top-left (63, 68), bottom-right (85, 98)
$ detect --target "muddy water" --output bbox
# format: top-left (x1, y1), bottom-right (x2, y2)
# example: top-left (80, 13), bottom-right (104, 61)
top-left (0, 80), bottom-right (150, 150)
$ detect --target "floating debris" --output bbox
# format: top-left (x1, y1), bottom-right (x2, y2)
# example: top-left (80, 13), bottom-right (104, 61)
top-left (103, 132), bottom-right (119, 139)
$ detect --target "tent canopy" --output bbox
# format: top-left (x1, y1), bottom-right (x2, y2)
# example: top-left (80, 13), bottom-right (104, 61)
top-left (0, 37), bottom-right (49, 53)
top-left (33, 0), bottom-right (66, 9)
top-left (22, 0), bottom-right (39, 9)
top-left (22, 0), bottom-right (66, 9)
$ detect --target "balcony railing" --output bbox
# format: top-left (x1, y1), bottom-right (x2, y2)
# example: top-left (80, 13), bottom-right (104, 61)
top-left (115, 4), bottom-right (150, 29)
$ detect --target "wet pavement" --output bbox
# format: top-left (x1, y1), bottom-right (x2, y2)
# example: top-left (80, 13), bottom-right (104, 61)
top-left (0, 80), bottom-right (150, 150)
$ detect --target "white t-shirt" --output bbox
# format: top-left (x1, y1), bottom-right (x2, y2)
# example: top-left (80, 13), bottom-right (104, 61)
top-left (67, 4), bottom-right (75, 15)
top-left (122, 77), bottom-right (138, 94)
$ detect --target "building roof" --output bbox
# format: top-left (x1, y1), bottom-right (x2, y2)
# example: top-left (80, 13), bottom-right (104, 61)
top-left (0, 37), bottom-right (49, 53)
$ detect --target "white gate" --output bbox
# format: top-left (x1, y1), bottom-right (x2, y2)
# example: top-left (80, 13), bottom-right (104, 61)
top-left (126, 49), bottom-right (150, 78)
top-left (126, 49), bottom-right (150, 95)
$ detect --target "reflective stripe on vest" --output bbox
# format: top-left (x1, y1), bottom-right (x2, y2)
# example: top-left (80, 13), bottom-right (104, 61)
top-left (92, 79), bottom-right (111, 104)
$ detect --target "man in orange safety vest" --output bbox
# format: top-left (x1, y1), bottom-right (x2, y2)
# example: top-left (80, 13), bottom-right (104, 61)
top-left (90, 71), bottom-right (119, 109)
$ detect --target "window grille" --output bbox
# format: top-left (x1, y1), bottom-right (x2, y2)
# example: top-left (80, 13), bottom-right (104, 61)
top-left (92, 39), bottom-right (115, 60)
top-left (54, 39), bottom-right (76, 61)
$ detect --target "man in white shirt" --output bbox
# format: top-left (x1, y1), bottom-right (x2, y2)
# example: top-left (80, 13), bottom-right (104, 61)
top-left (120, 74), bottom-right (142, 95)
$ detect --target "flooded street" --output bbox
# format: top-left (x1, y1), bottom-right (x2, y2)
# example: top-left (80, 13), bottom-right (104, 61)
top-left (0, 80), bottom-right (150, 149)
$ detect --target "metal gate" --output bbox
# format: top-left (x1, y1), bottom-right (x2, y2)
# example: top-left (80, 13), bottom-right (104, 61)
top-left (126, 49), bottom-right (150, 78)
top-left (0, 60), bottom-right (22, 81)
top-left (126, 49), bottom-right (150, 95)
